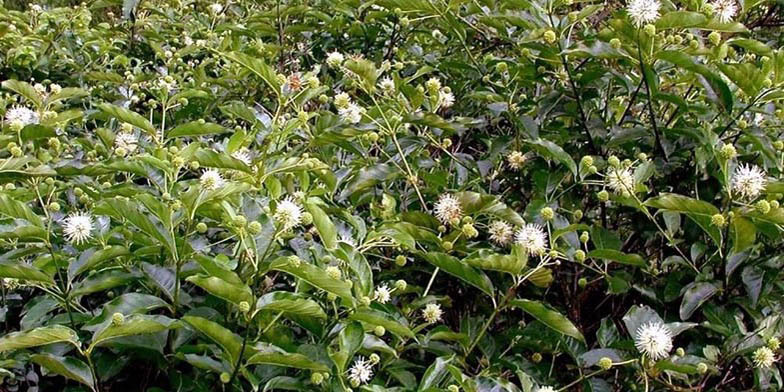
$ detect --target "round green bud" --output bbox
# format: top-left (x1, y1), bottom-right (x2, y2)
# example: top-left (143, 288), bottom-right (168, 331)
top-left (232, 215), bottom-right (247, 227)
top-left (318, 94), bottom-right (329, 104)
top-left (637, 152), bottom-right (648, 161)
top-left (578, 277), bottom-right (588, 288)
top-left (598, 357), bottom-right (613, 370)
top-left (5, 183), bottom-right (16, 191)
top-left (448, 386), bottom-right (460, 392)
top-left (540, 207), bottom-right (554, 221)
top-left (367, 132), bottom-right (379, 143)
top-left (395, 255), bottom-right (407, 266)
top-left (597, 190), bottom-right (609, 202)
top-left (462, 223), bottom-right (478, 238)
top-left (442, 241), bottom-right (453, 251)
top-left (326, 266), bottom-right (341, 280)
top-left (438, 225), bottom-right (447, 233)
top-left (310, 372), bottom-right (324, 385)
top-left (196, 222), bottom-right (208, 233)
top-left (728, 211), bottom-right (735, 218)
top-left (575, 250), bottom-right (586, 262)
top-left (220, 372), bottom-right (231, 384)
top-left (248, 221), bottom-right (262, 235)
top-left (79, 195), bottom-right (90, 204)
top-left (711, 214), bottom-right (726, 227)
top-left (773, 140), bottom-right (784, 151)
top-left (531, 352), bottom-right (543, 363)
top-left (301, 212), bottom-right (313, 225)
top-left (395, 279), bottom-right (407, 291)
top-left (770, 200), bottom-right (780, 209)
top-left (442, 138), bottom-right (453, 148)
top-left (756, 200), bottom-right (771, 214)
top-left (548, 250), bottom-right (559, 259)
top-left (172, 156), bottom-right (185, 167)
top-left (288, 255), bottom-right (301, 268)
top-left (581, 156), bottom-right (594, 167)
top-left (697, 362), bottom-right (708, 374)
top-left (588, 165), bottom-right (599, 174)
top-left (737, 119), bottom-right (748, 129)
top-left (496, 62), bottom-right (508, 73)
top-left (350, 378), bottom-right (360, 388)
top-left (573, 210), bottom-right (583, 221)
top-left (608, 155), bottom-right (621, 168)
top-left (327, 292), bottom-right (337, 301)
top-left (644, 24), bottom-right (656, 36)
top-left (111, 312), bottom-right (124, 326)
top-left (10, 147), bottom-right (22, 157)
top-left (537, 66), bottom-right (547, 74)
top-left (689, 39), bottom-right (699, 50)
top-left (719, 143), bottom-right (737, 160)
top-left (610, 38), bottom-right (621, 49)
top-left (767, 337), bottom-right (780, 350)
top-left (449, 217), bottom-right (461, 227)
top-left (47, 202), bottom-right (61, 212)
top-left (708, 31), bottom-right (721, 46)
top-left (676, 347), bottom-right (686, 357)
top-left (374, 325), bottom-right (386, 336)
top-left (543, 30), bottom-right (557, 44)
top-left (580, 231), bottom-right (590, 243)
top-left (45, 177), bottom-right (55, 185)
top-left (74, 188), bottom-right (84, 196)
top-left (238, 301), bottom-right (250, 313)
top-left (360, 296), bottom-right (372, 307)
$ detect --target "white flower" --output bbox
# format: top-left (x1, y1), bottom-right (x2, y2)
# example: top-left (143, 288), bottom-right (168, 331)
top-left (515, 224), bottom-right (548, 256)
top-left (606, 168), bottom-right (635, 195)
top-left (209, 3), bottom-right (223, 14)
top-left (537, 387), bottom-right (557, 392)
top-left (626, 0), bottom-right (661, 27)
top-left (634, 322), bottom-right (673, 360)
top-left (30, 4), bottom-right (42, 12)
top-left (199, 169), bottom-right (225, 191)
top-left (425, 77), bottom-right (441, 92)
top-left (374, 284), bottom-right (392, 304)
top-left (422, 303), bottom-right (443, 323)
top-left (433, 194), bottom-right (463, 224)
top-left (732, 164), bottom-right (767, 200)
top-left (63, 213), bottom-right (94, 244)
top-left (4, 106), bottom-right (39, 127)
top-left (231, 149), bottom-right (253, 166)
top-left (114, 132), bottom-right (138, 153)
top-left (339, 102), bottom-right (364, 124)
top-left (711, 0), bottom-right (737, 23)
top-left (507, 151), bottom-right (527, 170)
top-left (379, 77), bottom-right (395, 93)
top-left (334, 92), bottom-right (351, 109)
top-left (273, 197), bottom-right (303, 231)
top-left (326, 51), bottom-right (345, 68)
top-left (488, 220), bottom-right (514, 246)
top-left (347, 357), bottom-right (374, 386)
top-left (752, 346), bottom-right (775, 369)
top-left (439, 90), bottom-right (455, 108)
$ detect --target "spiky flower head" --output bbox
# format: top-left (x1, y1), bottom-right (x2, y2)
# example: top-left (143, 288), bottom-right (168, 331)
top-left (711, 0), bottom-right (737, 23)
top-left (422, 303), bottom-right (443, 323)
top-left (63, 212), bottom-right (94, 245)
top-left (199, 169), bottom-right (225, 191)
top-left (326, 51), bottom-right (345, 68)
top-left (515, 223), bottom-right (548, 256)
top-left (347, 357), bottom-right (374, 386)
top-left (732, 164), bottom-right (767, 200)
top-left (231, 148), bottom-right (253, 166)
top-left (488, 220), bottom-right (514, 246)
top-left (379, 77), bottom-right (395, 93)
top-left (4, 106), bottom-right (39, 128)
top-left (433, 194), bottom-right (463, 225)
top-left (627, 0), bottom-right (661, 27)
top-left (753, 346), bottom-right (775, 369)
top-left (114, 132), bottom-right (138, 154)
top-left (634, 322), bottom-right (673, 360)
top-left (606, 167), bottom-right (635, 196)
top-left (439, 90), bottom-right (455, 108)
top-left (338, 102), bottom-right (364, 124)
top-left (273, 197), bottom-right (303, 231)
top-left (507, 151), bottom-right (527, 170)
top-left (374, 284), bottom-right (392, 304)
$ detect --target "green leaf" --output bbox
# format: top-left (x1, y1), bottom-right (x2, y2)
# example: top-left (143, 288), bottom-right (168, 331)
top-left (418, 355), bottom-right (454, 391)
top-left (526, 139), bottom-right (578, 176)
top-left (655, 11), bottom-right (707, 30)
top-left (2, 80), bottom-right (42, 108)
top-left (509, 299), bottom-right (584, 342)
top-left (731, 216), bottom-right (756, 253)
top-left (454, 191), bottom-right (524, 226)
top-left (30, 354), bottom-right (95, 391)
top-left (0, 325), bottom-right (79, 352)
top-left (71, 246), bottom-right (129, 277)
top-left (270, 257), bottom-right (354, 304)
top-left (194, 149), bottom-right (251, 172)
top-left (256, 291), bottom-right (327, 319)
top-left (349, 309), bottom-right (414, 339)
top-left (90, 315), bottom-right (176, 351)
top-left (304, 200), bottom-right (337, 250)
top-left (167, 121), bottom-right (228, 138)
top-left (588, 249), bottom-right (646, 267)
top-left (20, 125), bottom-right (56, 141)
top-left (70, 270), bottom-right (136, 298)
top-left (246, 351), bottom-right (330, 373)
top-left (0, 194), bottom-right (43, 227)
top-left (222, 52), bottom-right (281, 96)
top-left (97, 103), bottom-right (155, 136)
top-left (465, 250), bottom-right (527, 275)
top-left (183, 316), bottom-right (243, 365)
top-left (679, 282), bottom-right (718, 320)
top-left (645, 193), bottom-right (721, 245)
top-left (0, 261), bottom-right (54, 285)
top-left (655, 51), bottom-right (733, 112)
top-left (94, 198), bottom-right (176, 255)
top-left (185, 275), bottom-right (254, 306)
top-left (421, 252), bottom-right (494, 297)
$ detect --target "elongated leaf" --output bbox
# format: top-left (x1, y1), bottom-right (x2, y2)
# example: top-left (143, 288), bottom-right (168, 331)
top-left (71, 246), bottom-right (129, 277)
top-left (731, 216), bottom-right (756, 253)
top-left (183, 316), bottom-right (243, 365)
top-left (421, 252), bottom-right (494, 297)
top-left (588, 249), bottom-right (646, 267)
top-left (2, 80), bottom-right (42, 107)
top-left (70, 270), bottom-right (136, 297)
top-left (167, 121), bottom-right (228, 138)
top-left (222, 52), bottom-right (281, 95)
top-left (30, 354), bottom-right (95, 391)
top-left (256, 291), bottom-right (326, 319)
top-left (349, 309), bottom-right (414, 339)
top-left (304, 201), bottom-right (337, 250)
top-left (0, 325), bottom-right (79, 352)
top-left (97, 103), bottom-right (155, 135)
top-left (0, 194), bottom-right (43, 227)
top-left (454, 191), bottom-right (524, 226)
top-left (418, 355), bottom-right (454, 391)
top-left (90, 314), bottom-right (176, 350)
top-left (465, 250), bottom-right (526, 275)
top-left (269, 257), bottom-right (354, 304)
top-left (186, 275), bottom-right (254, 305)
top-left (679, 282), bottom-right (718, 320)
top-left (510, 299), bottom-right (584, 342)
top-left (94, 198), bottom-right (175, 255)
top-left (246, 352), bottom-right (330, 372)
top-left (194, 149), bottom-right (251, 172)
top-left (526, 139), bottom-right (577, 176)
top-left (645, 193), bottom-right (721, 245)
top-left (0, 261), bottom-right (54, 285)
top-left (655, 11), bottom-right (707, 29)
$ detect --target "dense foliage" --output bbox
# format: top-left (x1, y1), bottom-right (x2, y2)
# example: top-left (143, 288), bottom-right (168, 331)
top-left (0, 0), bottom-right (783, 390)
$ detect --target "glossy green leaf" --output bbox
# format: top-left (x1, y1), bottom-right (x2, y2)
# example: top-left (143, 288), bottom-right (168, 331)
top-left (510, 299), bottom-right (584, 342)
top-left (30, 354), bottom-right (95, 391)
top-left (0, 325), bottom-right (79, 352)
top-left (421, 252), bottom-right (494, 297)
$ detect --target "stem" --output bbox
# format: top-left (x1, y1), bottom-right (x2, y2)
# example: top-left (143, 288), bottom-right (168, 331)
top-left (227, 317), bottom-right (252, 389)
top-left (636, 36), bottom-right (667, 161)
top-left (422, 267), bottom-right (439, 297)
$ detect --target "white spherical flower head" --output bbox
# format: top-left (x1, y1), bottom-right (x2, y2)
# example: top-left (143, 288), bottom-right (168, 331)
top-left (752, 346), bottom-right (775, 369)
top-left (537, 387), bottom-right (557, 392)
top-left (712, 0), bottom-right (737, 23)
top-left (439, 90), bottom-right (455, 108)
top-left (209, 3), bottom-right (223, 14)
top-left (338, 102), bottom-right (364, 124)
top-left (488, 220), bottom-right (514, 246)
top-left (231, 148), bottom-right (253, 166)
top-left (627, 0), bottom-right (661, 27)
top-left (374, 284), bottom-right (392, 304)
top-left (515, 224), bottom-right (548, 256)
top-left (433, 194), bottom-right (463, 224)
top-left (732, 164), bottom-right (767, 200)
top-left (347, 357), bottom-right (374, 385)
top-left (507, 151), bottom-right (527, 170)
top-left (606, 167), bottom-right (635, 195)
top-left (634, 322), bottom-right (673, 360)
top-left (326, 51), bottom-right (345, 68)
top-left (422, 303), bottom-right (443, 324)
top-left (199, 169), bottom-right (225, 191)
top-left (4, 106), bottom-right (39, 127)
top-left (63, 213), bottom-right (94, 245)
top-left (379, 77), bottom-right (395, 93)
top-left (273, 197), bottom-right (303, 231)
top-left (114, 132), bottom-right (139, 153)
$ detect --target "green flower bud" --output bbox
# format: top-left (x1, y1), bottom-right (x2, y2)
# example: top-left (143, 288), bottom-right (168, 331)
top-left (580, 231), bottom-right (590, 243)
top-left (74, 188), bottom-right (84, 196)
top-left (531, 352), bottom-right (543, 363)
top-left (588, 165), bottom-right (598, 174)
top-left (770, 200), bottom-right (780, 209)
top-left (581, 156), bottom-right (594, 167)
top-left (367, 132), bottom-right (379, 143)
top-left (360, 296), bottom-right (372, 306)
top-left (350, 378), bottom-right (360, 388)
top-left (448, 386), bottom-right (460, 392)
top-left (540, 207), bottom-right (554, 221)
top-left (773, 140), bottom-right (784, 151)
top-left (189, 161), bottom-right (200, 170)
top-left (708, 31), bottom-right (721, 46)
top-left (326, 266), bottom-right (341, 280)
top-left (301, 212), bottom-right (313, 225)
top-left (238, 301), bottom-right (250, 313)
top-left (495, 62), bottom-right (508, 73)
top-left (395, 279), bottom-right (407, 291)
top-left (598, 357), bottom-right (613, 370)
top-left (442, 138), bottom-right (453, 148)
top-left (47, 202), bottom-right (60, 212)
top-left (374, 325), bottom-right (386, 336)
top-left (288, 255), bottom-right (301, 268)
top-left (573, 210), bottom-right (583, 221)
top-left (637, 152), bottom-right (648, 161)
top-left (608, 155), bottom-right (621, 168)
top-left (711, 214), bottom-right (726, 227)
top-left (597, 190), bottom-right (609, 202)
top-left (10, 147), bottom-right (22, 157)
top-left (578, 277), bottom-right (588, 288)
top-left (575, 250), bottom-right (586, 262)
top-left (111, 312), bottom-right (124, 326)
top-left (697, 362), bottom-right (708, 374)
top-left (610, 38), bottom-right (621, 49)
top-left (756, 200), bottom-right (771, 214)
top-left (310, 372), bottom-right (324, 385)
top-left (644, 24), bottom-right (656, 36)
top-left (441, 241), bottom-right (453, 251)
top-left (737, 119), bottom-right (748, 129)
top-left (767, 337), bottom-right (780, 350)
top-left (438, 225), bottom-right (447, 233)
top-left (449, 217), bottom-right (461, 227)
top-left (395, 255), bottom-right (407, 266)
top-left (543, 30), bottom-right (557, 44)
top-left (232, 215), bottom-right (247, 227)
top-left (719, 143), bottom-right (737, 160)
top-left (248, 221), bottom-right (262, 235)
top-left (689, 39), bottom-right (699, 50)
top-left (548, 249), bottom-right (559, 259)
top-left (462, 223), bottom-right (478, 238)
top-left (676, 347), bottom-right (686, 357)
top-left (220, 372), bottom-right (231, 384)
top-left (327, 292), bottom-right (337, 301)
top-left (196, 222), bottom-right (208, 233)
